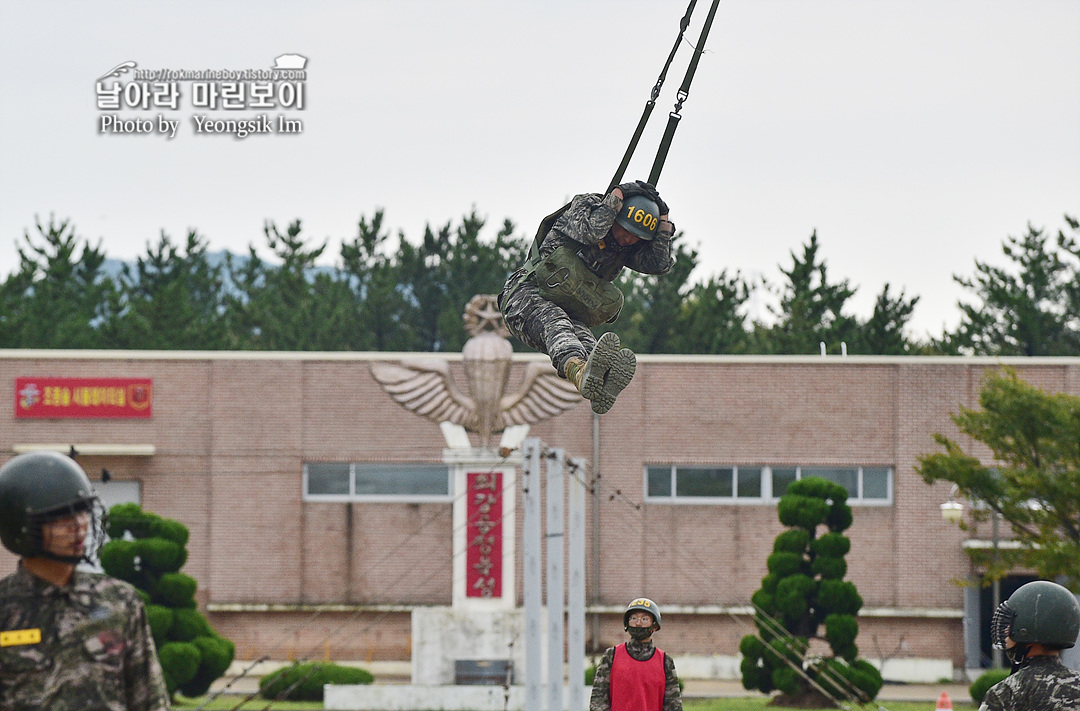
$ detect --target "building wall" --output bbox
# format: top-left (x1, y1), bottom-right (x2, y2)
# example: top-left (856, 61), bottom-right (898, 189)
top-left (2, 351), bottom-right (1077, 672)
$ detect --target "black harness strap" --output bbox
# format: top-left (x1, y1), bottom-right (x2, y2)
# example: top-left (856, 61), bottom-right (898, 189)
top-left (648, 0), bottom-right (722, 186)
top-left (526, 202), bottom-right (572, 269)
top-left (526, 1), bottom-right (722, 275)
top-left (609, 0), bottom-right (700, 191)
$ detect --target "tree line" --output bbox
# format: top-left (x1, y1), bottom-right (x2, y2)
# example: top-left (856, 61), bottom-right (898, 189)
top-left (1, 212), bottom-right (1077, 355)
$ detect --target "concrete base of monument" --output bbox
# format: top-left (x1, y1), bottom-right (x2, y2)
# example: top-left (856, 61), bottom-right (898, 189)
top-left (412, 606), bottom-right (546, 685)
top-left (325, 684), bottom-right (592, 711)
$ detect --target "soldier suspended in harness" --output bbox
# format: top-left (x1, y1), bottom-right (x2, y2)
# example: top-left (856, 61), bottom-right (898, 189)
top-left (498, 181), bottom-right (675, 415)
top-left (498, 0), bottom-right (720, 414)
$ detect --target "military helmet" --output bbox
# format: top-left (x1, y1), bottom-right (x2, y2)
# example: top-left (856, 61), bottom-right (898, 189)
top-left (615, 195), bottom-right (661, 241)
top-left (991, 580), bottom-right (1080, 650)
top-left (0, 451), bottom-right (100, 560)
top-left (624, 597), bottom-right (662, 630)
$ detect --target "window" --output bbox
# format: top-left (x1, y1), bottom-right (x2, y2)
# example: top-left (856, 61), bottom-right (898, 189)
top-left (303, 462), bottom-right (452, 502)
top-left (647, 465), bottom-right (768, 502)
top-left (644, 465), bottom-right (892, 505)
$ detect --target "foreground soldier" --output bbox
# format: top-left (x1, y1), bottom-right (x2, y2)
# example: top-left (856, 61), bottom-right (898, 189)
top-left (500, 181), bottom-right (674, 414)
top-left (0, 451), bottom-right (170, 711)
top-left (590, 598), bottom-right (683, 711)
top-left (980, 579), bottom-right (1080, 711)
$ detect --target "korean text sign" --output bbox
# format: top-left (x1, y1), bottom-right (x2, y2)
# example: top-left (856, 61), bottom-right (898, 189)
top-left (15, 378), bottom-right (153, 419)
top-left (465, 471), bottom-right (503, 598)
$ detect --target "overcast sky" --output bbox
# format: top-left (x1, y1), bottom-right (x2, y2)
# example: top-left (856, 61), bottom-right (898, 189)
top-left (1, 0), bottom-right (1077, 342)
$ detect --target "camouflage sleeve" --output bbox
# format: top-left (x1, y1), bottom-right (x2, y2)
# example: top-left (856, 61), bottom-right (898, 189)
top-left (552, 192), bottom-right (621, 247)
top-left (588, 647), bottom-right (616, 711)
top-left (124, 598), bottom-right (171, 711)
top-left (979, 682), bottom-right (1008, 711)
top-left (664, 652), bottom-right (683, 711)
top-left (623, 227), bottom-right (674, 275)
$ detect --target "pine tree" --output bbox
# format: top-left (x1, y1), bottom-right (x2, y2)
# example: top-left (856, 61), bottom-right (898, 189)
top-left (104, 230), bottom-right (231, 349)
top-left (224, 220), bottom-right (358, 350)
top-left (942, 216), bottom-right (1080, 355)
top-left (339, 210), bottom-right (418, 351)
top-left (609, 234), bottom-right (703, 353)
top-left (757, 231), bottom-right (858, 354)
top-left (0, 216), bottom-right (118, 348)
top-left (850, 283), bottom-right (921, 355)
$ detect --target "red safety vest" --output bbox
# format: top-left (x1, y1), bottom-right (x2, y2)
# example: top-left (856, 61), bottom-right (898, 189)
top-left (610, 643), bottom-right (666, 711)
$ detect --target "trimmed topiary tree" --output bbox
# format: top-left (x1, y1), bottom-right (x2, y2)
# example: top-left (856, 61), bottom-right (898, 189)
top-left (100, 503), bottom-right (235, 699)
top-left (739, 477), bottom-right (883, 706)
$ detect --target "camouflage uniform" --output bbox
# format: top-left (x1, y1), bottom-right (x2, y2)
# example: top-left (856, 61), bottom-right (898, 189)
top-left (0, 564), bottom-right (170, 711)
top-left (979, 655), bottom-right (1080, 711)
top-left (499, 191), bottom-right (674, 377)
top-left (589, 638), bottom-right (683, 711)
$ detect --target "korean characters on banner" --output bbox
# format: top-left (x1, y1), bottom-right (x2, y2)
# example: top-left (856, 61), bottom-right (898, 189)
top-left (15, 377), bottom-right (153, 419)
top-left (94, 56), bottom-right (307, 140)
top-left (466, 471), bottom-right (503, 599)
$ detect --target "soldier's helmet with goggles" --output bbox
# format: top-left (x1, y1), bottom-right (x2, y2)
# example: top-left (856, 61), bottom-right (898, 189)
top-left (0, 450), bottom-right (103, 563)
top-left (624, 597), bottom-right (662, 630)
top-left (991, 580), bottom-right (1080, 652)
top-left (615, 195), bottom-right (661, 241)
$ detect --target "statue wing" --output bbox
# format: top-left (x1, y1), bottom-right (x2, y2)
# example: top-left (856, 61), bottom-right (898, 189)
top-left (499, 361), bottom-right (581, 427)
top-left (369, 360), bottom-right (478, 429)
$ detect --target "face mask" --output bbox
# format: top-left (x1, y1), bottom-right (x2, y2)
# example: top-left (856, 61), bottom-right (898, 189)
top-left (627, 626), bottom-right (653, 641)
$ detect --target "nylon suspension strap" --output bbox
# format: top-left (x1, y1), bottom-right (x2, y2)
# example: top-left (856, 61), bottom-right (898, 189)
top-left (609, 0), bottom-right (700, 191)
top-left (609, 0), bottom-right (722, 190)
top-left (609, 0), bottom-right (699, 191)
top-left (648, 0), bottom-right (722, 186)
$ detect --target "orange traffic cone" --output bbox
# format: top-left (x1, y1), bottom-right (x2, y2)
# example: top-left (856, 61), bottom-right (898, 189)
top-left (936, 691), bottom-right (952, 710)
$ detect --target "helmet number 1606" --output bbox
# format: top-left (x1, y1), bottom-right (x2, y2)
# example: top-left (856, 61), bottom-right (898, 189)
top-left (626, 206), bottom-right (658, 232)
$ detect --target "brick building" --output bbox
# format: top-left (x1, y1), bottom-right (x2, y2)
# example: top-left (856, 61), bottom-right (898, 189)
top-left (3, 350), bottom-right (1077, 680)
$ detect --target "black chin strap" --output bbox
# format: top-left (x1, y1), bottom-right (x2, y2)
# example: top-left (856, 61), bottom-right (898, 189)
top-left (1006, 642), bottom-right (1031, 674)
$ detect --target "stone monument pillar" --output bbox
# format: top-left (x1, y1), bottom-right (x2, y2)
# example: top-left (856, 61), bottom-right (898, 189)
top-left (369, 295), bottom-right (579, 686)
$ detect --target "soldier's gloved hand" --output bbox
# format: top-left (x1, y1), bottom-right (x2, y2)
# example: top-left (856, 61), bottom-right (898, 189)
top-left (616, 181), bottom-right (648, 201)
top-left (632, 180), bottom-right (670, 216)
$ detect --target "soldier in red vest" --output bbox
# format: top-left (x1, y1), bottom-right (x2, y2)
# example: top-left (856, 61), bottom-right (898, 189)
top-left (590, 598), bottom-right (683, 711)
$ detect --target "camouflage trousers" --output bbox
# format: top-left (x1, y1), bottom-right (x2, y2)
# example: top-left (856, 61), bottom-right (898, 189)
top-left (500, 278), bottom-right (596, 378)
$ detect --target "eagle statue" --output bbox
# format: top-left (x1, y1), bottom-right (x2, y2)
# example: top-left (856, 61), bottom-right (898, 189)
top-left (369, 295), bottom-right (580, 446)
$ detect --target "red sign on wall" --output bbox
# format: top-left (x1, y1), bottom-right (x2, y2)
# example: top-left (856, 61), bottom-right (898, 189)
top-left (14, 378), bottom-right (153, 419)
top-left (465, 471), bottom-right (503, 598)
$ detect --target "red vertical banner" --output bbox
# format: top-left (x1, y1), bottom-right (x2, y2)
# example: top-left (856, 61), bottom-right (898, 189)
top-left (465, 471), bottom-right (503, 598)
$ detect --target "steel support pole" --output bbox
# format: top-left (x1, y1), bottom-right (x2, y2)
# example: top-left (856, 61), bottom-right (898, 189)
top-left (546, 449), bottom-right (565, 711)
top-left (523, 439), bottom-right (543, 711)
top-left (567, 457), bottom-right (587, 711)
top-left (991, 513), bottom-right (1003, 669)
